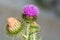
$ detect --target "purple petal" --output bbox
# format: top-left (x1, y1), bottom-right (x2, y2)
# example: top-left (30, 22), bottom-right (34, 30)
top-left (23, 4), bottom-right (39, 16)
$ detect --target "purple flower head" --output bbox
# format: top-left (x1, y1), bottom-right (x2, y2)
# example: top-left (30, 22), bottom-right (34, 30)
top-left (23, 4), bottom-right (39, 16)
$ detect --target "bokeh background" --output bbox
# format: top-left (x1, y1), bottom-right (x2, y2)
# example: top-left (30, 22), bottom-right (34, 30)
top-left (0, 0), bottom-right (60, 40)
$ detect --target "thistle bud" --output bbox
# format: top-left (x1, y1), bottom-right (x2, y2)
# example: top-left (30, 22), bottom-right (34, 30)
top-left (6, 17), bottom-right (23, 35)
top-left (29, 21), bottom-right (40, 34)
top-left (22, 4), bottom-right (39, 23)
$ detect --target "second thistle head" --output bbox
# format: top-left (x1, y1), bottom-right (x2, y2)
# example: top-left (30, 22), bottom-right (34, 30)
top-left (6, 17), bottom-right (23, 36)
top-left (22, 4), bottom-right (39, 23)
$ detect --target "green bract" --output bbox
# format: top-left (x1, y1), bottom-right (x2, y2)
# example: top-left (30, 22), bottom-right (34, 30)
top-left (29, 22), bottom-right (40, 34)
top-left (22, 14), bottom-right (37, 23)
top-left (6, 23), bottom-right (23, 36)
top-left (6, 17), bottom-right (23, 36)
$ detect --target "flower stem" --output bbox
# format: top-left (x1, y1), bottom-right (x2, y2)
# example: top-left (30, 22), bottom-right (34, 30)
top-left (30, 33), bottom-right (37, 40)
top-left (33, 33), bottom-right (37, 40)
top-left (26, 24), bottom-right (30, 40)
top-left (30, 34), bottom-right (33, 40)
top-left (20, 32), bottom-right (27, 39)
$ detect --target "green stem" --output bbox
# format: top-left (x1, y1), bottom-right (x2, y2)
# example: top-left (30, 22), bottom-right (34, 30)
top-left (20, 32), bottom-right (27, 39)
top-left (19, 32), bottom-right (27, 40)
top-left (30, 33), bottom-right (37, 40)
top-left (30, 34), bottom-right (33, 40)
top-left (19, 24), bottom-right (31, 40)
top-left (26, 24), bottom-right (30, 40)
top-left (33, 33), bottom-right (37, 40)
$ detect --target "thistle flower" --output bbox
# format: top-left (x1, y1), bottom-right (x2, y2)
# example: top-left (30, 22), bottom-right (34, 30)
top-left (22, 4), bottom-right (39, 23)
top-left (6, 17), bottom-right (23, 35)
